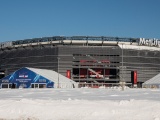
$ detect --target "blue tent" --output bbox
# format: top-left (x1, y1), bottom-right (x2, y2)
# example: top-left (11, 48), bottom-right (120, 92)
top-left (0, 67), bottom-right (54, 88)
top-left (0, 67), bottom-right (78, 89)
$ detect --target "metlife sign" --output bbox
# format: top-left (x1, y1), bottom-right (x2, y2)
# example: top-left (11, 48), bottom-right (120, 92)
top-left (139, 38), bottom-right (160, 47)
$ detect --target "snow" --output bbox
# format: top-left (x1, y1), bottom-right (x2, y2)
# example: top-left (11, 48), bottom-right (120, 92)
top-left (0, 88), bottom-right (160, 120)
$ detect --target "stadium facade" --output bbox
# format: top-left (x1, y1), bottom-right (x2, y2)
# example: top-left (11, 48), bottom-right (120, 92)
top-left (0, 36), bottom-right (160, 87)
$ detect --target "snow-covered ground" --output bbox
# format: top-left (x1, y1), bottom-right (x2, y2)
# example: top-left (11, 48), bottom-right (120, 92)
top-left (0, 87), bottom-right (160, 120)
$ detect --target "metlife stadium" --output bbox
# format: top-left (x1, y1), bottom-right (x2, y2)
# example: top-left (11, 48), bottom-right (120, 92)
top-left (0, 36), bottom-right (160, 87)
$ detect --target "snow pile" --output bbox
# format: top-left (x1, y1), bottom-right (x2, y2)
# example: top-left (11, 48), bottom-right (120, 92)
top-left (0, 88), bottom-right (159, 120)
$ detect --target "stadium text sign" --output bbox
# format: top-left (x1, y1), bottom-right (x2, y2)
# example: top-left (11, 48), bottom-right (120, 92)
top-left (139, 38), bottom-right (160, 47)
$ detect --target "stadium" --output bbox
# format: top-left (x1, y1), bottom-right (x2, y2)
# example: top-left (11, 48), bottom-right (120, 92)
top-left (0, 36), bottom-right (160, 88)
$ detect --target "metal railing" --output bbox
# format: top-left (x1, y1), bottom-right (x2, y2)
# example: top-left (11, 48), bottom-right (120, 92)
top-left (78, 83), bottom-right (132, 88)
top-left (0, 36), bottom-right (139, 48)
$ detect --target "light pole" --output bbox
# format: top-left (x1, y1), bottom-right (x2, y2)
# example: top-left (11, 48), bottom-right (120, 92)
top-left (57, 57), bottom-right (60, 88)
top-left (78, 54), bottom-right (81, 85)
top-left (79, 58), bottom-right (80, 85)
top-left (122, 43), bottom-right (124, 81)
top-left (121, 43), bottom-right (125, 90)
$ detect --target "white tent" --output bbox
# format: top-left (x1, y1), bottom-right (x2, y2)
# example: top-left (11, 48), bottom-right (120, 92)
top-left (142, 73), bottom-right (160, 88)
top-left (27, 67), bottom-right (78, 88)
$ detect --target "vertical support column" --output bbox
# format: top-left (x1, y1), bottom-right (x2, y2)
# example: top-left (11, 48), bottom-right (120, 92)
top-left (66, 70), bottom-right (71, 79)
top-left (131, 70), bottom-right (138, 87)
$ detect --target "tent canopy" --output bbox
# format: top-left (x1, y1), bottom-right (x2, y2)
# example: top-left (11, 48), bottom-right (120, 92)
top-left (142, 73), bottom-right (160, 88)
top-left (0, 67), bottom-right (78, 88)
top-left (27, 67), bottom-right (78, 88)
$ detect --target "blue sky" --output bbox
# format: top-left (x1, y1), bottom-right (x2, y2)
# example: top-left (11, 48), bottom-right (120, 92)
top-left (0, 0), bottom-right (160, 42)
